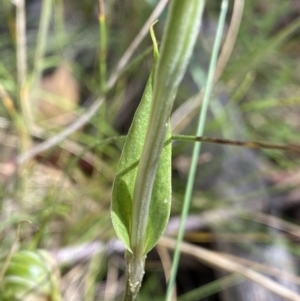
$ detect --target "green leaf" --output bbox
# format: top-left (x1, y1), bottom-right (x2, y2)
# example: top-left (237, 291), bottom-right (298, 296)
top-left (111, 69), bottom-right (172, 255)
top-left (144, 129), bottom-right (171, 254)
top-left (0, 250), bottom-right (62, 301)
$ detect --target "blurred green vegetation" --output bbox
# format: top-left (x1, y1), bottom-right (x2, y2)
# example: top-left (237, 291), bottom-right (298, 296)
top-left (1, 0), bottom-right (300, 300)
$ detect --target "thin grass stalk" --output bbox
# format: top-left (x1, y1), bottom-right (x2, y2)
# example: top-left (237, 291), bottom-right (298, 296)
top-left (33, 0), bottom-right (53, 80)
top-left (178, 273), bottom-right (242, 301)
top-left (54, 0), bottom-right (66, 51)
top-left (171, 135), bottom-right (300, 154)
top-left (15, 0), bottom-right (32, 153)
top-left (0, 86), bottom-right (29, 152)
top-left (165, 1), bottom-right (229, 300)
top-left (0, 225), bottom-right (20, 283)
top-left (16, 0), bottom-right (27, 87)
top-left (98, 0), bottom-right (107, 93)
top-left (84, 251), bottom-right (105, 301)
top-left (213, 0), bottom-right (244, 82)
top-left (19, 0), bottom-right (52, 133)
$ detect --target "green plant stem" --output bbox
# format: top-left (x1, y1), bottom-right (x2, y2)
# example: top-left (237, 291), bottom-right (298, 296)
top-left (98, 0), bottom-right (107, 93)
top-left (122, 251), bottom-right (145, 301)
top-left (165, 1), bottom-right (228, 300)
top-left (127, 0), bottom-right (205, 299)
top-left (131, 0), bottom-right (205, 260)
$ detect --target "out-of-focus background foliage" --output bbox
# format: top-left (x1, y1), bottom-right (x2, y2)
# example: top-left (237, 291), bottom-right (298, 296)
top-left (1, 0), bottom-right (300, 300)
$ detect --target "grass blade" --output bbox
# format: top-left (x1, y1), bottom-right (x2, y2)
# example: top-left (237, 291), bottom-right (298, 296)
top-left (166, 1), bottom-right (228, 300)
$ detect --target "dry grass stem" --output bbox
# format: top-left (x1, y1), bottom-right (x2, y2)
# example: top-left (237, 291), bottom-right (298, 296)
top-left (213, 0), bottom-right (244, 81)
top-left (245, 212), bottom-right (300, 238)
top-left (172, 0), bottom-right (244, 133)
top-left (15, 0), bottom-right (27, 86)
top-left (156, 245), bottom-right (177, 300)
top-left (159, 236), bottom-right (300, 301)
top-left (221, 252), bottom-right (300, 286)
top-left (17, 97), bottom-right (105, 165)
top-left (103, 261), bottom-right (119, 301)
